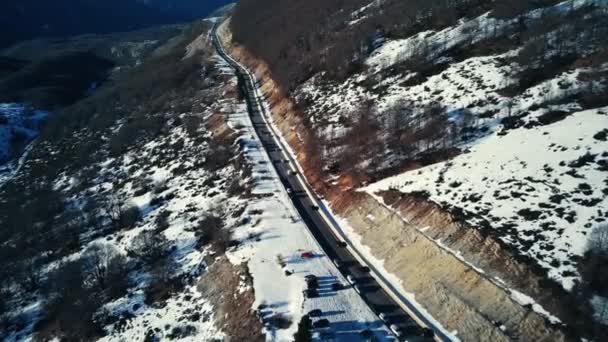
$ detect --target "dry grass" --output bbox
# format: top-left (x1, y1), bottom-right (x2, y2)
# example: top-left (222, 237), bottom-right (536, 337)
top-left (197, 257), bottom-right (264, 341)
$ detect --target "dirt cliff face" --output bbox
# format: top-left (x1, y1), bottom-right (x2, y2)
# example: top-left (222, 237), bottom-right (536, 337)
top-left (340, 192), bottom-right (569, 342)
top-left (217, 19), bottom-right (568, 342)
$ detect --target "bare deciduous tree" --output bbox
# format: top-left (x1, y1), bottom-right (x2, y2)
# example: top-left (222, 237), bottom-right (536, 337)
top-left (82, 243), bottom-right (128, 294)
top-left (588, 223), bottom-right (608, 254)
top-left (104, 191), bottom-right (123, 229)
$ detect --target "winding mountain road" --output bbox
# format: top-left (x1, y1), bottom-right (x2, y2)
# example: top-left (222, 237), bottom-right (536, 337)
top-left (212, 22), bottom-right (451, 342)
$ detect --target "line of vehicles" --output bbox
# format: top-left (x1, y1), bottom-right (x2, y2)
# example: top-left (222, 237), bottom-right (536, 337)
top-left (280, 157), bottom-right (436, 340)
top-left (212, 25), bottom-right (440, 342)
top-left (303, 265), bottom-right (434, 341)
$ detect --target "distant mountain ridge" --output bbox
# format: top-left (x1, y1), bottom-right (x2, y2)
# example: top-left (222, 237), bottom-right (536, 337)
top-left (137, 0), bottom-right (235, 20)
top-left (0, 0), bottom-right (232, 49)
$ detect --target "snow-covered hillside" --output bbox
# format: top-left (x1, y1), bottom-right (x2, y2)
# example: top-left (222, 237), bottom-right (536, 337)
top-left (290, 0), bottom-right (608, 292)
top-left (366, 106), bottom-right (608, 290)
top-left (221, 0), bottom-right (608, 339)
top-left (0, 103), bottom-right (47, 164)
top-left (1, 19), bottom-right (396, 342)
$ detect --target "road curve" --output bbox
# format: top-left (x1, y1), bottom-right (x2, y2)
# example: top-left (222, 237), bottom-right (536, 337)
top-left (212, 21), bottom-right (451, 342)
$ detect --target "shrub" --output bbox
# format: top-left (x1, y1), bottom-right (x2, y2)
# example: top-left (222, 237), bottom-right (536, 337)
top-left (109, 124), bottom-right (137, 156)
top-left (120, 204), bottom-right (142, 229)
top-left (43, 259), bottom-right (104, 340)
top-left (196, 214), bottom-right (230, 253)
top-left (155, 210), bottom-right (171, 231)
top-left (183, 115), bottom-right (202, 136)
top-left (129, 230), bottom-right (170, 264)
top-left (203, 145), bottom-right (232, 171)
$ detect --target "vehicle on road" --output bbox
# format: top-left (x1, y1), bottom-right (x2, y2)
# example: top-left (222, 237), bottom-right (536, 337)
top-left (360, 329), bottom-right (372, 339)
top-left (379, 313), bottom-right (388, 322)
top-left (319, 331), bottom-right (334, 339)
top-left (300, 251), bottom-right (314, 258)
top-left (307, 281), bottom-right (318, 289)
top-left (305, 274), bottom-right (318, 288)
top-left (308, 309), bottom-right (322, 317)
top-left (305, 274), bottom-right (317, 281)
top-left (360, 265), bottom-right (371, 273)
top-left (347, 275), bottom-right (356, 285)
top-left (304, 288), bottom-right (319, 298)
top-left (390, 324), bottom-right (402, 338)
top-left (422, 327), bottom-right (435, 338)
top-left (312, 319), bottom-right (330, 329)
top-left (212, 26), bottom-right (442, 342)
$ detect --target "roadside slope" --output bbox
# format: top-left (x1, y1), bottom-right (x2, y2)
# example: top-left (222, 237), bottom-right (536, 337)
top-left (217, 17), bottom-right (568, 342)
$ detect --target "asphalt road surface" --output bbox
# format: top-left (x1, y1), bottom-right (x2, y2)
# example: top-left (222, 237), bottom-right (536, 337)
top-left (212, 22), bottom-right (449, 342)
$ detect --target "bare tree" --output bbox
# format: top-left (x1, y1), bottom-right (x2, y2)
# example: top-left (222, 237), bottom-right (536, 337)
top-left (593, 296), bottom-right (608, 325)
top-left (505, 98), bottom-right (515, 118)
top-left (82, 243), bottom-right (128, 294)
top-left (588, 223), bottom-right (608, 254)
top-left (104, 191), bottom-right (123, 229)
top-left (44, 259), bottom-right (102, 339)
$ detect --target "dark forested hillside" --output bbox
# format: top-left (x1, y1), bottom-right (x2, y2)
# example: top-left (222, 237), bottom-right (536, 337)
top-left (0, 0), bottom-right (232, 49)
top-left (231, 0), bottom-right (370, 90)
top-left (231, 0), bottom-right (502, 91)
top-left (139, 0), bottom-right (234, 20)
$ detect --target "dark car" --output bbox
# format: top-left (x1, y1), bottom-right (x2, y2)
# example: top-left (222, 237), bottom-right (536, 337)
top-left (422, 327), bottom-right (435, 338)
top-left (359, 265), bottom-right (371, 273)
top-left (312, 319), bottom-right (330, 329)
top-left (331, 282), bottom-right (343, 291)
top-left (337, 241), bottom-right (347, 248)
top-left (360, 329), bottom-right (372, 338)
top-left (304, 288), bottom-right (319, 298)
top-left (308, 309), bottom-right (322, 317)
top-left (306, 277), bottom-right (319, 289)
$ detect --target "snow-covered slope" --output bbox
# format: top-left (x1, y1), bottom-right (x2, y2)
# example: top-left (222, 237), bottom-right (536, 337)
top-left (366, 106), bottom-right (608, 290)
top-left (224, 0), bottom-right (608, 339)
top-left (1, 19), bottom-right (396, 341)
top-left (0, 103), bottom-right (47, 187)
top-left (289, 0), bottom-right (608, 292)
top-left (0, 103), bottom-right (47, 164)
